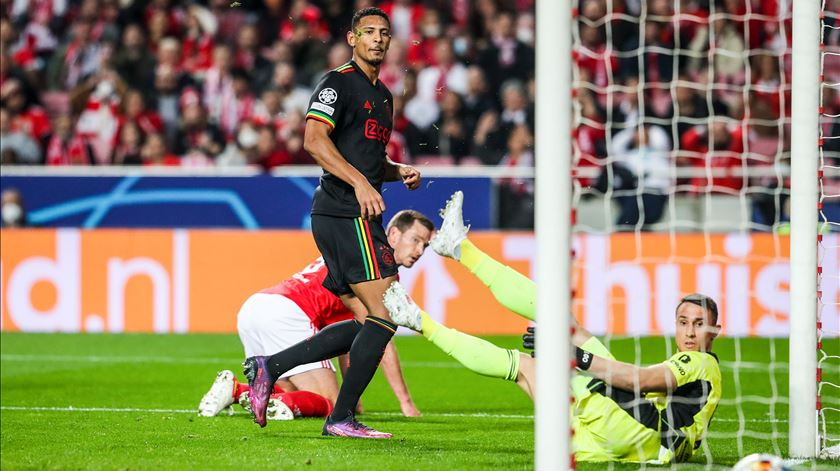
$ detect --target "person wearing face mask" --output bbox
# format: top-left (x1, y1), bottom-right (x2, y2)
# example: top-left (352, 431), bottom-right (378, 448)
top-left (475, 11), bottom-right (534, 100)
top-left (1, 188), bottom-right (28, 227)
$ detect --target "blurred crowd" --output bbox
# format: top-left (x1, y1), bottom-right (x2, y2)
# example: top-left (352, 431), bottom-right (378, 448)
top-left (0, 0), bottom-right (537, 172)
top-left (574, 0), bottom-right (840, 228)
top-left (1, 0), bottom-right (838, 229)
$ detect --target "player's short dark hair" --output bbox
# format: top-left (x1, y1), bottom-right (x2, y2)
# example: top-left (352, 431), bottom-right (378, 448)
top-left (676, 293), bottom-right (719, 325)
top-left (387, 210), bottom-right (434, 233)
top-left (351, 7), bottom-right (390, 32)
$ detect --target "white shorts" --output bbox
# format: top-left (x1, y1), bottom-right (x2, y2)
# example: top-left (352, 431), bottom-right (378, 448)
top-left (237, 293), bottom-right (335, 379)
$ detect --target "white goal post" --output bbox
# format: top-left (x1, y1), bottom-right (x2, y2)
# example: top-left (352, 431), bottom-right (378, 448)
top-left (789, 0), bottom-right (821, 459)
top-left (534, 0), bottom-right (573, 469)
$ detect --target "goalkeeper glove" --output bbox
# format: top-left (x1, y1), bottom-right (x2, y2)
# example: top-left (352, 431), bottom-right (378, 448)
top-left (522, 326), bottom-right (535, 357)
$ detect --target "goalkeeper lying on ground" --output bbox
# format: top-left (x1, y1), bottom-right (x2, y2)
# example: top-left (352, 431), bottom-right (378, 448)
top-left (383, 191), bottom-right (722, 464)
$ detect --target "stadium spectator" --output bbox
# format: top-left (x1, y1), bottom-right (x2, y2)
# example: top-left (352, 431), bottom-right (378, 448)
top-left (681, 119), bottom-right (746, 193)
top-left (460, 66), bottom-right (494, 148)
top-left (181, 5), bottom-right (216, 76)
top-left (216, 123), bottom-right (258, 167)
top-left (280, 1), bottom-right (331, 85)
top-left (2, 77), bottom-right (50, 146)
top-left (173, 88), bottom-right (225, 162)
top-left (687, 16), bottom-right (746, 86)
top-left (152, 64), bottom-right (188, 147)
top-left (379, 0), bottom-right (424, 44)
top-left (609, 123), bottom-right (672, 228)
top-left (750, 53), bottom-right (788, 120)
top-left (47, 112), bottom-right (95, 165)
top-left (668, 76), bottom-right (728, 148)
top-left (207, 0), bottom-right (248, 45)
top-left (415, 38), bottom-right (468, 103)
top-left (234, 23), bottom-right (273, 93)
top-left (378, 38), bottom-right (407, 94)
top-left (251, 88), bottom-right (284, 132)
top-left (112, 24), bottom-right (155, 95)
top-left (141, 131), bottom-right (179, 166)
top-left (219, 68), bottom-right (256, 138)
top-left (255, 125), bottom-right (291, 169)
top-left (472, 79), bottom-right (531, 165)
top-left (1, 188), bottom-right (28, 227)
top-left (8, 11), bottom-right (57, 83)
top-left (278, 110), bottom-right (312, 165)
top-left (427, 90), bottom-right (470, 162)
top-left (46, 19), bottom-right (101, 91)
top-left (574, 88), bottom-right (607, 188)
top-left (267, 62), bottom-right (310, 115)
top-left (496, 124), bottom-right (534, 229)
top-left (121, 89), bottom-right (163, 137)
top-left (202, 44), bottom-right (235, 130)
top-left (0, 105), bottom-right (41, 164)
top-left (73, 71), bottom-right (122, 164)
top-left (111, 119), bottom-right (144, 165)
top-left (476, 11), bottom-right (534, 99)
top-left (405, 8), bottom-right (443, 69)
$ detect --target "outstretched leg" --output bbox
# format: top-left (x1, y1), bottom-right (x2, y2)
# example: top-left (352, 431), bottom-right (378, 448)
top-left (431, 191), bottom-right (536, 320)
top-left (384, 281), bottom-right (532, 398)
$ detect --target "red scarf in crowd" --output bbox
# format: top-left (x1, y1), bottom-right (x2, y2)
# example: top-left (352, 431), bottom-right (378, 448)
top-left (46, 134), bottom-right (90, 165)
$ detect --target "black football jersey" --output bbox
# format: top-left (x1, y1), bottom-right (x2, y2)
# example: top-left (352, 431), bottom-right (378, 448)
top-left (306, 61), bottom-right (394, 217)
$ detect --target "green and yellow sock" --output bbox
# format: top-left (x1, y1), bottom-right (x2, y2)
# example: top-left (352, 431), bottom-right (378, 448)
top-left (459, 239), bottom-right (536, 321)
top-left (419, 312), bottom-right (519, 381)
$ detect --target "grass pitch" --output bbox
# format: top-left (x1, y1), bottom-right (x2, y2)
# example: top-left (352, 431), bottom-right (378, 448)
top-left (1, 333), bottom-right (838, 470)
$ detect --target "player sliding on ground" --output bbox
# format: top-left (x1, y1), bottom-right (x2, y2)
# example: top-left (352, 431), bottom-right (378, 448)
top-left (198, 210), bottom-right (432, 421)
top-left (383, 191), bottom-right (722, 464)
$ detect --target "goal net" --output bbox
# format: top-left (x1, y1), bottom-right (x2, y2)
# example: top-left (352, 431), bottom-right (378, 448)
top-left (567, 0), bottom-right (839, 465)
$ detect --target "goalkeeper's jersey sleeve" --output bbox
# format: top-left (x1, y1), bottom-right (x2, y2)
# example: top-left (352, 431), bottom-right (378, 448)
top-left (650, 351), bottom-right (722, 462)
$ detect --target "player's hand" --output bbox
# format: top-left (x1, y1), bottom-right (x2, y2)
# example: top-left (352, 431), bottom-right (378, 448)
top-left (399, 165), bottom-right (421, 190)
top-left (400, 399), bottom-right (421, 417)
top-left (355, 180), bottom-right (385, 219)
top-left (522, 326), bottom-right (535, 357)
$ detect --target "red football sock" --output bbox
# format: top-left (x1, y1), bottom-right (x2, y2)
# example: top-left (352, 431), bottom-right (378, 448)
top-left (278, 391), bottom-right (333, 418)
top-left (232, 382), bottom-right (284, 401)
top-left (233, 380), bottom-right (248, 400)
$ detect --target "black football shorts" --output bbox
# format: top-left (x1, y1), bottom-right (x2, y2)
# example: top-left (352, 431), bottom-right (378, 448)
top-left (311, 214), bottom-right (399, 296)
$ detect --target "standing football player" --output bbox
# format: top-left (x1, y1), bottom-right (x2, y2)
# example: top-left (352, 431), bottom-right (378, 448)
top-left (243, 10), bottom-right (421, 426)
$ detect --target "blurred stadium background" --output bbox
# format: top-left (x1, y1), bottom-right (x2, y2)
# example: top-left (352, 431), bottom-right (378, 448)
top-left (1, 0), bottom-right (839, 467)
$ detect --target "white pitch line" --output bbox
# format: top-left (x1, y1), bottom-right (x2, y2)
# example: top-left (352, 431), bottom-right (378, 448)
top-left (4, 354), bottom-right (835, 373)
top-left (2, 406), bottom-right (836, 425)
top-left (0, 406), bottom-right (196, 413)
top-left (0, 354), bottom-right (238, 364)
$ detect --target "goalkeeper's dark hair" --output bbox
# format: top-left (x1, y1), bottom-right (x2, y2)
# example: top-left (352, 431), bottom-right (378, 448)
top-left (351, 7), bottom-right (390, 32)
top-left (387, 210), bottom-right (434, 233)
top-left (676, 293), bottom-right (719, 325)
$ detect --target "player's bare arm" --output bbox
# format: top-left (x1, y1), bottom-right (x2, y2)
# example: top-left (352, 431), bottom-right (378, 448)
top-left (304, 118), bottom-right (385, 219)
top-left (380, 342), bottom-right (421, 417)
top-left (581, 353), bottom-right (677, 393)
